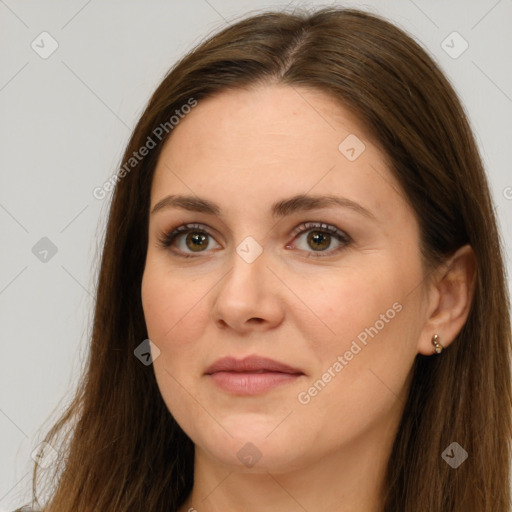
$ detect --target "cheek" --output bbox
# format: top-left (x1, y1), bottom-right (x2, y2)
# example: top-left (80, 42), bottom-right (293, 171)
top-left (141, 259), bottom-right (213, 384)
top-left (141, 262), bottom-right (208, 428)
top-left (296, 260), bottom-right (420, 403)
top-left (298, 263), bottom-right (399, 352)
top-left (142, 259), bottom-right (200, 342)
top-left (293, 299), bottom-right (417, 452)
top-left (141, 265), bottom-right (173, 342)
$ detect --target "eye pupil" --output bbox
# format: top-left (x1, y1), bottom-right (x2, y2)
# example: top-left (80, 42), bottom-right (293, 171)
top-left (308, 231), bottom-right (330, 251)
top-left (187, 232), bottom-right (208, 251)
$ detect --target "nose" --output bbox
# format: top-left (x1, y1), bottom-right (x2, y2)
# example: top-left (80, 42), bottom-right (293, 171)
top-left (211, 244), bottom-right (286, 333)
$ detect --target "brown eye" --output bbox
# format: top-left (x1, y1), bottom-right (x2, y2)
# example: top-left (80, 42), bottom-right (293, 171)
top-left (158, 223), bottom-right (221, 258)
top-left (306, 231), bottom-right (331, 251)
top-left (160, 221), bottom-right (351, 259)
top-left (288, 222), bottom-right (352, 258)
top-left (185, 232), bottom-right (210, 252)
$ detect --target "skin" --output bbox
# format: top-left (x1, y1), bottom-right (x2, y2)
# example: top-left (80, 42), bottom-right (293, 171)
top-left (141, 84), bottom-right (476, 512)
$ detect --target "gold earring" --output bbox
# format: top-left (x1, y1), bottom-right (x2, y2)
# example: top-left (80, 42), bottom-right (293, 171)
top-left (431, 334), bottom-right (444, 354)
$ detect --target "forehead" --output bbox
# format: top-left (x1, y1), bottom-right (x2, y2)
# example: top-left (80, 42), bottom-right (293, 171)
top-left (158, 84), bottom-right (373, 166)
top-left (150, 84), bottom-right (407, 223)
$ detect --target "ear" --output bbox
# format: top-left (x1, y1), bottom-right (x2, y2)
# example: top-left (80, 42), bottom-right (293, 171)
top-left (417, 244), bottom-right (477, 356)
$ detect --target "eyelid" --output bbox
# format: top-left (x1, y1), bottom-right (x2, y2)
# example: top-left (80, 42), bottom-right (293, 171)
top-left (158, 223), bottom-right (218, 248)
top-left (289, 221), bottom-right (347, 239)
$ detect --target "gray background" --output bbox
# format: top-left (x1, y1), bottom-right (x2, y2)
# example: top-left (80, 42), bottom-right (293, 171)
top-left (1, 0), bottom-right (511, 509)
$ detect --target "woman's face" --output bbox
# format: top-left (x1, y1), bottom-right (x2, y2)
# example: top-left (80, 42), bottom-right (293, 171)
top-left (141, 84), bottom-right (432, 473)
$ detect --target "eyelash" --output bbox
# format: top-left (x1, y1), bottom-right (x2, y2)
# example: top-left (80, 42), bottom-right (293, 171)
top-left (157, 222), bottom-right (352, 259)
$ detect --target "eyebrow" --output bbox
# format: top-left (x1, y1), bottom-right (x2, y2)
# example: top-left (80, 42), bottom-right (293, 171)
top-left (150, 193), bottom-right (376, 220)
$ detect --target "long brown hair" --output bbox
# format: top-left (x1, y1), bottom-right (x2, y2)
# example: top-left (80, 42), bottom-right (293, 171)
top-left (21, 7), bottom-right (511, 511)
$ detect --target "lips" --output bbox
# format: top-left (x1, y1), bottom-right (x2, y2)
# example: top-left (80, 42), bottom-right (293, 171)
top-left (205, 355), bottom-right (304, 395)
top-left (205, 355), bottom-right (304, 375)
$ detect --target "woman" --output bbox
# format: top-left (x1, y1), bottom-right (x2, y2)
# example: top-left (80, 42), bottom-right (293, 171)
top-left (20, 6), bottom-right (511, 512)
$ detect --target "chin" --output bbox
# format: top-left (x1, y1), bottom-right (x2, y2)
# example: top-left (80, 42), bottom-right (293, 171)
top-left (194, 421), bottom-right (310, 474)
